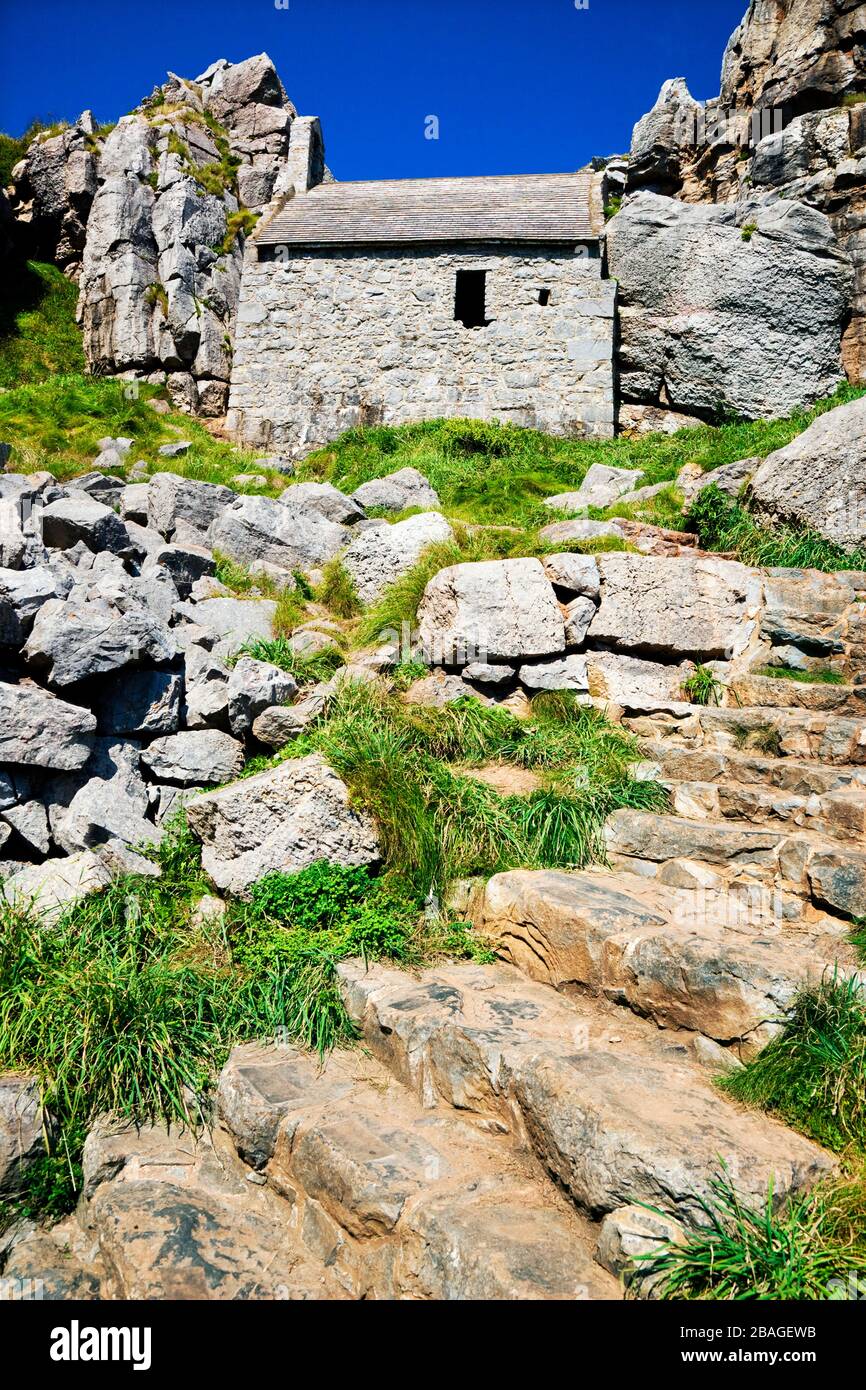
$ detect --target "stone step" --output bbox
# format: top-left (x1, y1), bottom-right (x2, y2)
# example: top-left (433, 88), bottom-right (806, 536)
top-left (336, 958), bottom-right (835, 1231)
top-left (3, 1118), bottom-right (345, 1301)
top-left (627, 704), bottom-right (866, 766)
top-left (605, 809), bottom-right (866, 919)
top-left (478, 868), bottom-right (858, 1051)
top-left (730, 673), bottom-right (866, 717)
top-left (643, 742), bottom-right (866, 842)
top-left (217, 1042), bottom-right (617, 1300)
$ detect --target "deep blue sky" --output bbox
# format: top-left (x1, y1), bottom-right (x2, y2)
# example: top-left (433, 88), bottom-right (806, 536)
top-left (0, 0), bottom-right (747, 178)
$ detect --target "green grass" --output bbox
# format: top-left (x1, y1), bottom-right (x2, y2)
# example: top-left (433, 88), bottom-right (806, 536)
top-left (0, 826), bottom-right (487, 1228)
top-left (299, 386), bottom-right (866, 532)
top-left (647, 977), bottom-right (866, 1299)
top-left (687, 484), bottom-right (866, 572)
top-left (252, 681), bottom-right (667, 894)
top-left (647, 1166), bottom-right (866, 1301)
top-left (682, 663), bottom-right (724, 707)
top-left (720, 976), bottom-right (866, 1155)
top-left (240, 633), bottom-right (346, 685)
top-left (755, 665), bottom-right (846, 686)
top-left (0, 260), bottom-right (86, 388)
top-left (0, 373), bottom-right (277, 488)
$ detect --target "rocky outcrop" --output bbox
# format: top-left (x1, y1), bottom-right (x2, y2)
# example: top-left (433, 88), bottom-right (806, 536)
top-left (748, 393), bottom-right (866, 549)
top-left (623, 3), bottom-right (866, 386)
top-left (607, 192), bottom-right (852, 420)
top-left (7, 55), bottom-right (327, 416)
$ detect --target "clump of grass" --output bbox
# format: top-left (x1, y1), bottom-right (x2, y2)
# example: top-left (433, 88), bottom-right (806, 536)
top-left (682, 663), bottom-right (724, 707)
top-left (756, 665), bottom-right (845, 686)
top-left (316, 558), bottom-right (361, 619)
top-left (732, 721), bottom-right (784, 757)
top-left (268, 681), bottom-right (666, 893)
top-left (240, 633), bottom-right (345, 685)
top-left (647, 1166), bottom-right (866, 1301)
top-left (740, 222), bottom-right (758, 242)
top-left (0, 260), bottom-right (85, 388)
top-left (687, 484), bottom-right (866, 572)
top-left (720, 976), bottom-right (866, 1154)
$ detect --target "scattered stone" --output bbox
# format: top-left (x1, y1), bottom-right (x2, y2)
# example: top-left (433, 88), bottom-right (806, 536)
top-left (280, 481), bottom-right (366, 526)
top-left (0, 681), bottom-right (96, 769)
top-left (544, 464), bottom-right (643, 513)
top-left (352, 467), bottom-right (439, 512)
top-left (141, 730), bottom-right (245, 786)
top-left (417, 558), bottom-right (564, 664)
top-left (518, 654), bottom-right (589, 691)
top-left (342, 511), bottom-right (454, 605)
top-left (209, 494), bottom-right (346, 572)
top-left (3, 852), bottom-right (112, 922)
top-left (93, 669), bottom-right (182, 737)
top-left (226, 657), bottom-right (298, 736)
top-left (39, 497), bottom-right (131, 555)
top-left (0, 1075), bottom-right (45, 1196)
top-left (185, 753), bottom-right (380, 896)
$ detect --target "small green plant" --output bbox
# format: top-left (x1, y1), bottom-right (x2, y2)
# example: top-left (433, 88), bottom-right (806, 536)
top-left (647, 1166), bottom-right (866, 1301)
top-left (740, 222), bottom-right (758, 242)
top-left (721, 976), bottom-right (866, 1154)
top-left (682, 663), bottom-right (724, 707)
top-left (732, 721), bottom-right (784, 757)
top-left (144, 282), bottom-right (169, 315)
top-left (604, 195), bottom-right (623, 221)
top-left (240, 633), bottom-right (345, 685)
top-left (221, 208), bottom-right (260, 254)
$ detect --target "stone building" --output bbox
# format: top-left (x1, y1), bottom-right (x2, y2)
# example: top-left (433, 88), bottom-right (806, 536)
top-left (226, 171), bottom-right (615, 454)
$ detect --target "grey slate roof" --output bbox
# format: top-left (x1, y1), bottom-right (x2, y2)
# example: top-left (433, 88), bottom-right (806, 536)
top-left (255, 172), bottom-right (602, 248)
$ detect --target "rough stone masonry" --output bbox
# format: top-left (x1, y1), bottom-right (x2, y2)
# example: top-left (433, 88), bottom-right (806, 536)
top-left (226, 172), bottom-right (616, 454)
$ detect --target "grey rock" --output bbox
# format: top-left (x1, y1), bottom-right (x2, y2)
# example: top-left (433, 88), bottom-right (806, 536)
top-left (0, 1075), bottom-right (45, 1197)
top-left (152, 542), bottom-right (216, 599)
top-left (24, 591), bottom-right (175, 687)
top-left (279, 481), bottom-right (366, 526)
top-left (226, 657), bottom-right (298, 736)
top-left (0, 566), bottom-right (59, 645)
top-left (148, 473), bottom-right (235, 542)
top-left (518, 654), bottom-right (589, 691)
top-left (3, 852), bottom-right (112, 923)
top-left (352, 467), bottom-right (440, 512)
top-left (2, 799), bottom-right (51, 855)
top-left (544, 464), bottom-right (643, 513)
top-left (342, 511), bottom-right (454, 606)
top-left (749, 396), bottom-right (866, 551)
top-left (39, 497), bottom-right (131, 555)
top-left (94, 669), bottom-right (182, 736)
top-left (607, 192), bottom-right (853, 420)
top-left (176, 596), bottom-right (276, 657)
top-left (185, 753), bottom-right (380, 897)
top-left (141, 730), bottom-right (245, 786)
top-left (541, 552), bottom-right (601, 599)
top-left (157, 440), bottom-right (192, 458)
top-left (0, 681), bottom-right (96, 769)
top-left (563, 595), bottom-right (597, 647)
top-left (417, 558), bottom-right (564, 664)
top-left (182, 646), bottom-right (231, 729)
top-left (208, 494), bottom-right (346, 572)
top-left (462, 662), bottom-right (515, 685)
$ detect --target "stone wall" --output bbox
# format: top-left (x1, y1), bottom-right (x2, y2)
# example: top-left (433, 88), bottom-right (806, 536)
top-left (226, 242), bottom-right (615, 453)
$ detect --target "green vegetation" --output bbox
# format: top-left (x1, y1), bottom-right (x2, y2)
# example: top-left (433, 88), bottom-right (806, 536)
top-left (316, 558), bottom-right (362, 619)
top-left (0, 374), bottom-right (278, 489)
top-left (0, 120), bottom-right (70, 186)
top-left (721, 976), bottom-right (866, 1154)
top-left (649, 978), bottom-right (866, 1299)
top-left (604, 196), bottom-right (623, 221)
top-left (648, 1165), bottom-right (866, 1301)
top-left (732, 721), bottom-right (783, 757)
top-left (239, 633), bottom-right (346, 685)
top-left (253, 681), bottom-right (667, 894)
top-left (300, 386), bottom-right (865, 534)
top-left (682, 663), bottom-right (724, 707)
top-left (0, 260), bottom-right (85, 389)
top-left (756, 665), bottom-right (845, 686)
top-left (687, 483), bottom-right (866, 573)
top-left (0, 824), bottom-right (486, 1228)
top-left (740, 222), bottom-right (758, 242)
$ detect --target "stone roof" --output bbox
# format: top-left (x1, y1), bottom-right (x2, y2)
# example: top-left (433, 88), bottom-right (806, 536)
top-left (255, 172), bottom-right (602, 247)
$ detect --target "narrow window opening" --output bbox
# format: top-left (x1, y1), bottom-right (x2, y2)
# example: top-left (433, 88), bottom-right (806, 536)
top-left (538, 288), bottom-right (551, 306)
top-left (454, 269), bottom-right (488, 328)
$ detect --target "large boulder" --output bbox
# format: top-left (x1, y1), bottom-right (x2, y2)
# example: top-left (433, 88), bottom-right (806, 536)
top-left (588, 554), bottom-right (762, 662)
top-left (185, 753), bottom-right (380, 896)
top-left (417, 558), bottom-right (565, 665)
top-left (176, 596), bottom-right (276, 658)
top-left (0, 566), bottom-right (61, 645)
top-left (208, 495), bottom-right (347, 572)
top-left (607, 192), bottom-right (852, 420)
top-left (748, 396), bottom-right (866, 552)
top-left (352, 468), bottom-right (440, 512)
top-left (226, 657), bottom-right (298, 736)
top-left (24, 590), bottom-right (175, 687)
top-left (148, 474), bottom-right (235, 543)
top-left (39, 497), bottom-right (131, 555)
top-left (279, 482), bottom-right (365, 526)
top-left (342, 512), bottom-right (454, 606)
top-left (141, 730), bottom-right (245, 786)
top-left (3, 851), bottom-right (112, 922)
top-left (0, 681), bottom-right (96, 769)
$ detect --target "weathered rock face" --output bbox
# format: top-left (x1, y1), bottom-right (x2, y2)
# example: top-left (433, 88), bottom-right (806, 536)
top-left (607, 192), bottom-right (852, 420)
top-left (7, 112), bottom-right (101, 272)
top-left (417, 558), bottom-right (565, 665)
top-left (185, 753), bottom-right (381, 896)
top-left (588, 553), bottom-right (762, 662)
top-left (748, 394), bottom-right (866, 550)
top-left (0, 1074), bottom-right (45, 1195)
top-left (6, 55), bottom-right (327, 417)
top-left (720, 0), bottom-right (866, 115)
top-left (342, 512), bottom-right (454, 605)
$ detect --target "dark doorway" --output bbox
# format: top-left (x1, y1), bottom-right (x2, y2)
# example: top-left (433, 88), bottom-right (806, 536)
top-left (454, 269), bottom-right (488, 328)
top-left (538, 288), bottom-right (551, 306)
